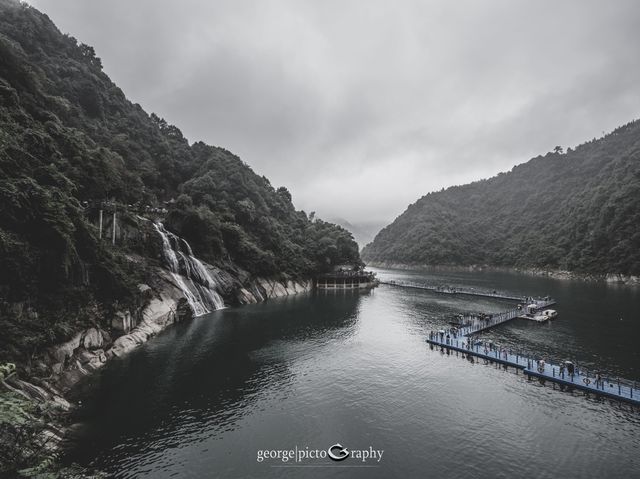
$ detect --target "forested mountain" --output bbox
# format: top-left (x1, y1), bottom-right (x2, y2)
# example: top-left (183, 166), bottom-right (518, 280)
top-left (329, 217), bottom-right (384, 249)
top-left (0, 0), bottom-right (359, 358)
top-left (362, 120), bottom-right (640, 276)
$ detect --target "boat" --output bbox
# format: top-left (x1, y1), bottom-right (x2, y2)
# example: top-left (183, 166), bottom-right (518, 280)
top-left (532, 309), bottom-right (558, 322)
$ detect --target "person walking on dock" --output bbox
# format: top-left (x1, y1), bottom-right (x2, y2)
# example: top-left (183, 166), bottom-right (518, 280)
top-left (538, 359), bottom-right (545, 373)
top-left (566, 361), bottom-right (575, 378)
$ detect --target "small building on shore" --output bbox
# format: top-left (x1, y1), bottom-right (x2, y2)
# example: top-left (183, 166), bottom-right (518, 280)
top-left (315, 267), bottom-right (378, 290)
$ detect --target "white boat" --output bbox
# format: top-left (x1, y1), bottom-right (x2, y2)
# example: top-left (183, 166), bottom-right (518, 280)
top-left (532, 309), bottom-right (558, 322)
top-left (525, 303), bottom-right (539, 314)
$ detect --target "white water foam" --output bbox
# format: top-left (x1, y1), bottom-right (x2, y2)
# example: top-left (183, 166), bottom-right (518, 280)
top-left (153, 223), bottom-right (225, 316)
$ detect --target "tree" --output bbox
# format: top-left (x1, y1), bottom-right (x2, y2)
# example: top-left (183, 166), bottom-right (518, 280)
top-left (78, 43), bottom-right (102, 69)
top-left (276, 186), bottom-right (292, 203)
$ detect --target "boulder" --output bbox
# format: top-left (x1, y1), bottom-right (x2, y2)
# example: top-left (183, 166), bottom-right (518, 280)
top-left (81, 327), bottom-right (103, 350)
top-left (142, 297), bottom-right (178, 325)
top-left (86, 353), bottom-right (107, 371)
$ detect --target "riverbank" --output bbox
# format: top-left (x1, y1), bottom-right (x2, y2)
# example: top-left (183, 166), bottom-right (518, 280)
top-left (57, 266), bottom-right (640, 478)
top-left (365, 261), bottom-right (640, 286)
top-left (0, 260), bottom-right (311, 477)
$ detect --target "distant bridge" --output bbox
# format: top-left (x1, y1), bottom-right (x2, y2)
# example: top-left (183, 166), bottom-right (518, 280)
top-left (380, 279), bottom-right (543, 303)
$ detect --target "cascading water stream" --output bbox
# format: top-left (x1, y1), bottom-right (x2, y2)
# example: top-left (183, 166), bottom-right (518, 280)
top-left (153, 223), bottom-right (225, 316)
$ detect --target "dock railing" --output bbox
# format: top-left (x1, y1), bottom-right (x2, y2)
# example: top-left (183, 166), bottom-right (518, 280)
top-left (427, 303), bottom-right (638, 405)
top-left (381, 279), bottom-right (546, 303)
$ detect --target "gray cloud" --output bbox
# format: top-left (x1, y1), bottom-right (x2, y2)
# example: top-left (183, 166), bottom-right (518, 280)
top-left (30, 0), bottom-right (640, 224)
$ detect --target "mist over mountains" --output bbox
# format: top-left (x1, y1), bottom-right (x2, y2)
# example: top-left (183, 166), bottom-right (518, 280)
top-left (362, 120), bottom-right (640, 276)
top-left (0, 0), bottom-right (360, 359)
top-left (329, 218), bottom-right (384, 249)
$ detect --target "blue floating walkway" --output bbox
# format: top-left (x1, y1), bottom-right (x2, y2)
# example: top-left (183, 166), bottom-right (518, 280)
top-left (382, 279), bottom-right (638, 405)
top-left (425, 308), bottom-right (639, 406)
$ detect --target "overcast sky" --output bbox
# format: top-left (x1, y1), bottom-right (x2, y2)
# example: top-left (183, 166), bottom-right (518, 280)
top-left (29, 0), bottom-right (640, 225)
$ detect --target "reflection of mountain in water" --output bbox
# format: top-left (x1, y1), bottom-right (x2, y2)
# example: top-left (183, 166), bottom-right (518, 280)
top-left (66, 291), bottom-right (366, 471)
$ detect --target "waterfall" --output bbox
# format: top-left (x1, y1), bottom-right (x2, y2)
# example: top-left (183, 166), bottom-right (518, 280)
top-left (153, 223), bottom-right (225, 316)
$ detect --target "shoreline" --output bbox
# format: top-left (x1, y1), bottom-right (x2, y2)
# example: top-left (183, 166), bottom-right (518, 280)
top-left (0, 265), bottom-right (311, 477)
top-left (364, 261), bottom-right (640, 286)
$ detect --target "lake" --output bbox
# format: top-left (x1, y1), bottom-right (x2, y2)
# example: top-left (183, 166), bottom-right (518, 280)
top-left (67, 268), bottom-right (640, 478)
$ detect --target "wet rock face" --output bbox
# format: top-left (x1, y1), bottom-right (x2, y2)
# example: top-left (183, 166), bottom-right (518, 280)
top-left (1, 221), bottom-right (317, 475)
top-left (111, 310), bottom-right (133, 333)
top-left (0, 274), bottom-right (313, 476)
top-left (200, 260), bottom-right (312, 305)
top-left (177, 298), bottom-right (193, 321)
top-left (81, 328), bottom-right (103, 349)
top-left (37, 258), bottom-right (311, 396)
top-left (604, 273), bottom-right (640, 285)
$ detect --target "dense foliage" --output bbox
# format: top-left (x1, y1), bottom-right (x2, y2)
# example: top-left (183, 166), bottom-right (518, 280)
top-left (362, 120), bottom-right (640, 275)
top-left (0, 0), bottom-right (359, 359)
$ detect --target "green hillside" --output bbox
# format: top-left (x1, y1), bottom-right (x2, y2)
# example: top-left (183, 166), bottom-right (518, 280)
top-left (0, 0), bottom-right (360, 359)
top-left (362, 120), bottom-right (640, 276)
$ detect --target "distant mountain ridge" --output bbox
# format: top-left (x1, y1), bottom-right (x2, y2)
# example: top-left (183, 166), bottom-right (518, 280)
top-left (362, 119), bottom-right (640, 276)
top-left (329, 217), bottom-right (384, 249)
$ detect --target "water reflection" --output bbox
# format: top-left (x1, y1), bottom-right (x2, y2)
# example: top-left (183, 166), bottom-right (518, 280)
top-left (373, 267), bottom-right (640, 381)
top-left (67, 291), bottom-right (364, 474)
top-left (66, 271), bottom-right (640, 479)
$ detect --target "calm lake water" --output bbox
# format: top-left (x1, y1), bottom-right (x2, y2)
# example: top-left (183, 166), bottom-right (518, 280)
top-left (68, 268), bottom-right (640, 478)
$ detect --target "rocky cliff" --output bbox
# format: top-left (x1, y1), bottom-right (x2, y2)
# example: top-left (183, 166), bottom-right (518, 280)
top-left (45, 270), bottom-right (311, 394)
top-left (0, 221), bottom-right (312, 476)
top-left (6, 217), bottom-right (313, 389)
top-left (0, 1), bottom-right (357, 474)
